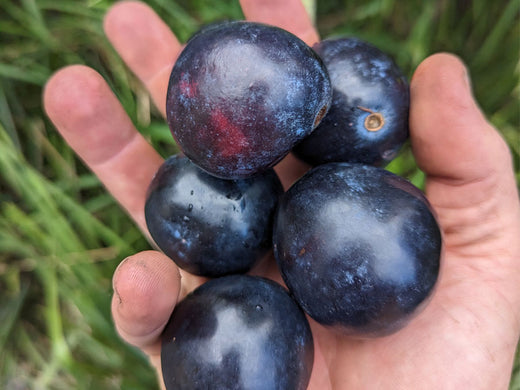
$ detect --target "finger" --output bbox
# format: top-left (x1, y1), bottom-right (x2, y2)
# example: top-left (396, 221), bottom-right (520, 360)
top-left (410, 53), bottom-right (507, 184)
top-left (240, 0), bottom-right (319, 46)
top-left (111, 251), bottom-right (181, 357)
top-left (409, 53), bottom-right (515, 202)
top-left (104, 1), bottom-right (182, 116)
top-left (43, 65), bottom-right (163, 232)
top-left (409, 53), bottom-right (520, 258)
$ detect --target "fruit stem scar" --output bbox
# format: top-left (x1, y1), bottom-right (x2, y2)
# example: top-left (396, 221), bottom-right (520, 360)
top-left (358, 106), bottom-right (385, 132)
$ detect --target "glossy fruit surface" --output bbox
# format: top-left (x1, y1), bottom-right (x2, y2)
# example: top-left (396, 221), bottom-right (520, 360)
top-left (166, 21), bottom-right (332, 179)
top-left (145, 155), bottom-right (283, 277)
top-left (161, 275), bottom-right (314, 390)
top-left (293, 37), bottom-right (409, 167)
top-left (273, 163), bottom-right (442, 336)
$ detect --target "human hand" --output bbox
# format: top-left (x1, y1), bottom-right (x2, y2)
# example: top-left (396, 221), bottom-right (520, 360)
top-left (43, 1), bottom-right (520, 389)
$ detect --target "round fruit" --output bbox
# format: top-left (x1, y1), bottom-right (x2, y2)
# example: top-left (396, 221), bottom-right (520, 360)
top-left (161, 275), bottom-right (314, 390)
top-left (145, 155), bottom-right (283, 277)
top-left (293, 37), bottom-right (409, 167)
top-left (166, 21), bottom-right (332, 179)
top-left (273, 163), bottom-right (442, 336)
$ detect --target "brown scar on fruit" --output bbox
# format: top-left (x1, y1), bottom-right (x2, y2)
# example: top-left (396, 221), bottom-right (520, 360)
top-left (358, 106), bottom-right (385, 132)
top-left (313, 105), bottom-right (328, 127)
top-left (299, 248), bottom-right (306, 256)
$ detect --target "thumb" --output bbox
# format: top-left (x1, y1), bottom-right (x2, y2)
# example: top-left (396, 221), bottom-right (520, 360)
top-left (111, 251), bottom-right (181, 358)
top-left (409, 52), bottom-right (520, 283)
top-left (409, 52), bottom-right (510, 185)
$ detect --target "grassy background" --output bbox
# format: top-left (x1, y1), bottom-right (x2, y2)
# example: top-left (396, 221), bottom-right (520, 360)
top-left (0, 0), bottom-right (518, 388)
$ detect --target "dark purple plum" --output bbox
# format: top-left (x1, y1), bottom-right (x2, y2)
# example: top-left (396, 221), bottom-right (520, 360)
top-left (161, 275), bottom-right (314, 390)
top-left (145, 154), bottom-right (283, 277)
top-left (293, 37), bottom-right (409, 167)
top-left (166, 21), bottom-right (332, 179)
top-left (273, 163), bottom-right (442, 336)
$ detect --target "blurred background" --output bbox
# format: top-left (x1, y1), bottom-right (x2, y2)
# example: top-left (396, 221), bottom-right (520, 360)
top-left (0, 0), bottom-right (518, 388)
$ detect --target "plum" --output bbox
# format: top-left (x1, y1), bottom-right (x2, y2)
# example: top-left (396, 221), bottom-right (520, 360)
top-left (166, 21), bottom-right (332, 179)
top-left (273, 163), bottom-right (442, 336)
top-left (161, 275), bottom-right (314, 390)
top-left (293, 37), bottom-right (409, 167)
top-left (145, 154), bottom-right (283, 277)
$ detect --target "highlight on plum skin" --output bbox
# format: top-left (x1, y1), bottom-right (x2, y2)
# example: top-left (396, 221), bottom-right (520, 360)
top-left (166, 20), bottom-right (332, 179)
top-left (145, 154), bottom-right (284, 278)
top-left (161, 275), bottom-right (314, 390)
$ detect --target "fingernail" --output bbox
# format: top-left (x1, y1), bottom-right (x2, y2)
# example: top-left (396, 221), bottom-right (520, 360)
top-left (112, 256), bottom-right (130, 299)
top-left (114, 285), bottom-right (122, 305)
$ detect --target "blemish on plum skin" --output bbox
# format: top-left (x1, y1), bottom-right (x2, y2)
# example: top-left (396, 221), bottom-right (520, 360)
top-left (179, 72), bottom-right (198, 98)
top-left (364, 112), bottom-right (385, 132)
top-left (357, 106), bottom-right (385, 132)
top-left (313, 105), bottom-right (328, 127)
top-left (210, 109), bottom-right (249, 157)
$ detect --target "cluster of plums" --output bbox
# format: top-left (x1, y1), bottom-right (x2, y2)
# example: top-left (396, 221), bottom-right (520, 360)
top-left (144, 21), bottom-right (442, 390)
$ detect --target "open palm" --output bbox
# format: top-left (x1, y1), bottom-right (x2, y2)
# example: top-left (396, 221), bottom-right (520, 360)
top-left (44, 1), bottom-right (520, 388)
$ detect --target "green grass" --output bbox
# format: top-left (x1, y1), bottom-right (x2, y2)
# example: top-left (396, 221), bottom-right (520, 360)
top-left (0, 0), bottom-right (518, 388)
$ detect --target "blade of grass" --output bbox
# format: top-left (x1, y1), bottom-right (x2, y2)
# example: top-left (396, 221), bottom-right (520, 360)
top-left (37, 0), bottom-right (105, 18)
top-left (0, 63), bottom-right (50, 85)
top-left (0, 82), bottom-right (20, 150)
top-left (0, 272), bottom-right (30, 354)
top-left (0, 125), bottom-right (132, 253)
top-left (406, 1), bottom-right (435, 66)
top-left (34, 265), bottom-right (72, 390)
top-left (147, 0), bottom-right (199, 41)
top-left (20, 0), bottom-right (58, 48)
top-left (472, 0), bottom-right (520, 68)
